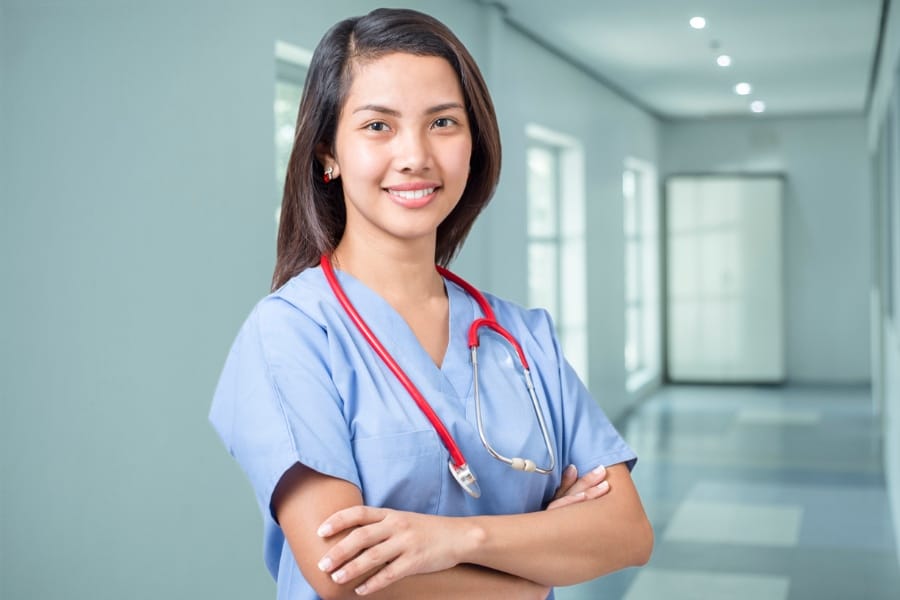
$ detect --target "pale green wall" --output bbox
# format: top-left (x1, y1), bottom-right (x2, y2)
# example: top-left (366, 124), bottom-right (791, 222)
top-left (0, 1), bottom-right (659, 598)
top-left (1, 1), bottom-right (281, 598)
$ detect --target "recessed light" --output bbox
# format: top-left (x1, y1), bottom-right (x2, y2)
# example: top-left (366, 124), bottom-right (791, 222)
top-left (734, 82), bottom-right (752, 95)
top-left (717, 55), bottom-right (732, 67)
top-left (690, 16), bottom-right (706, 29)
top-left (750, 100), bottom-right (766, 113)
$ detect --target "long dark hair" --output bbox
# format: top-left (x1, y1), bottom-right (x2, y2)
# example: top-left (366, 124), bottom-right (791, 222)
top-left (271, 8), bottom-right (502, 291)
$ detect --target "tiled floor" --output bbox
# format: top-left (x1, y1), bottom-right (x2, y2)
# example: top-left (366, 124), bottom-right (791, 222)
top-left (556, 385), bottom-right (900, 600)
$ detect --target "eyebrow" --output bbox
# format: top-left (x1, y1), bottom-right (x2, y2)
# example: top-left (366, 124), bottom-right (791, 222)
top-left (352, 102), bottom-right (466, 116)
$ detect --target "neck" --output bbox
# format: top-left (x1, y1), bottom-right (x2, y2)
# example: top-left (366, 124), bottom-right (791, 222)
top-left (332, 235), bottom-right (445, 303)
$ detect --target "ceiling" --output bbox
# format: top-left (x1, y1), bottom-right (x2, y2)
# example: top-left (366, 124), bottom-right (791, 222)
top-left (496, 0), bottom-right (885, 119)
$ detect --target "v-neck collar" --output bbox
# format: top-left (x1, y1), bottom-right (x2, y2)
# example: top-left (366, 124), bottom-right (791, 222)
top-left (316, 265), bottom-right (476, 401)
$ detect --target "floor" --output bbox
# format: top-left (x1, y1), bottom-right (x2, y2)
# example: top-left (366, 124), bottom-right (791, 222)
top-left (556, 385), bottom-right (900, 600)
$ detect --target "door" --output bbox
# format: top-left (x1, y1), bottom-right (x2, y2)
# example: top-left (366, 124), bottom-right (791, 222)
top-left (666, 175), bottom-right (785, 382)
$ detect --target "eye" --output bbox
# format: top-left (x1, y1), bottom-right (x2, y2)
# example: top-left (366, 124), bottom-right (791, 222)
top-left (432, 117), bottom-right (457, 129)
top-left (365, 121), bottom-right (390, 132)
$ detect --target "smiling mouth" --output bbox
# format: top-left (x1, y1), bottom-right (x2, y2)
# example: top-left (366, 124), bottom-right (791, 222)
top-left (387, 187), bottom-right (436, 200)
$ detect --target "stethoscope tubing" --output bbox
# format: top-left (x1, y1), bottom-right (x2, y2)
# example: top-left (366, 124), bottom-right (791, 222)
top-left (320, 254), bottom-right (555, 496)
top-left (320, 255), bottom-right (468, 469)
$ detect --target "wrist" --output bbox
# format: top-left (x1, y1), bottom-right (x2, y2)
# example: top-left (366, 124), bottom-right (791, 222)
top-left (454, 516), bottom-right (487, 565)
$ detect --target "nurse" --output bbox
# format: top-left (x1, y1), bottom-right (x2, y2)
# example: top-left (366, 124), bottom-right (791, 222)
top-left (210, 7), bottom-right (652, 600)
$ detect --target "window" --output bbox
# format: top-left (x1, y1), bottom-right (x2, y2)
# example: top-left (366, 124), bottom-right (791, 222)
top-left (623, 158), bottom-right (661, 391)
top-left (887, 85), bottom-right (900, 321)
top-left (526, 125), bottom-right (588, 385)
top-left (274, 41), bottom-right (312, 226)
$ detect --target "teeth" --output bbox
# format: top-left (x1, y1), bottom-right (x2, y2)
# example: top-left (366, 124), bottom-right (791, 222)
top-left (390, 187), bottom-right (434, 200)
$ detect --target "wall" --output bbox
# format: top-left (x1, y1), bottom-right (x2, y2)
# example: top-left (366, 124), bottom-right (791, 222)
top-left (0, 1), bottom-right (281, 598)
top-left (661, 115), bottom-right (872, 384)
top-left (483, 6), bottom-right (660, 419)
top-left (0, 1), bottom-right (658, 598)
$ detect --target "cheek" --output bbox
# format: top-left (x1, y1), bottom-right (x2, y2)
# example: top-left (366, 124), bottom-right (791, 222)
top-left (443, 139), bottom-right (473, 185)
top-left (340, 146), bottom-right (384, 186)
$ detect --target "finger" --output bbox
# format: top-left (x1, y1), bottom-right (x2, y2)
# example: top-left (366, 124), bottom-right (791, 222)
top-left (318, 519), bottom-right (392, 575)
top-left (552, 464), bottom-right (578, 500)
top-left (318, 505), bottom-right (384, 538)
top-left (546, 491), bottom-right (586, 511)
top-left (582, 479), bottom-right (611, 500)
top-left (327, 537), bottom-right (401, 585)
top-left (354, 553), bottom-right (420, 595)
top-left (565, 464), bottom-right (608, 497)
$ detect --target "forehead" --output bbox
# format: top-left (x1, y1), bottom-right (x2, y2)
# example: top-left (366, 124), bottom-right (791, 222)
top-left (343, 53), bottom-right (465, 107)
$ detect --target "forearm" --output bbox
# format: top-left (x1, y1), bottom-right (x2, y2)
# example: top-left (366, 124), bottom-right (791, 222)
top-left (310, 463), bottom-right (651, 594)
top-left (328, 564), bottom-right (547, 600)
top-left (464, 465), bottom-right (652, 586)
top-left (274, 464), bottom-right (549, 599)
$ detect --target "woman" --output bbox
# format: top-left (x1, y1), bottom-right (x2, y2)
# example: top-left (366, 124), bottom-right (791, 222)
top-left (211, 8), bottom-right (652, 599)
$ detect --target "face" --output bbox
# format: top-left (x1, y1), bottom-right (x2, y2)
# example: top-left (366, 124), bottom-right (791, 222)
top-left (322, 52), bottom-right (472, 253)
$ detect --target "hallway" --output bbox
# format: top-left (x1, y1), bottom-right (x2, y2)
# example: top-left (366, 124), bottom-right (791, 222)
top-left (558, 385), bottom-right (900, 600)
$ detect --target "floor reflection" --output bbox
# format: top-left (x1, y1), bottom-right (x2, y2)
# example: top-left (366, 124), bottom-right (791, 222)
top-left (557, 385), bottom-right (899, 600)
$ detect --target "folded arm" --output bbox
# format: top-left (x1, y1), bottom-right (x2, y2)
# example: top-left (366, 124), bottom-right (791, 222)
top-left (273, 464), bottom-right (552, 600)
top-left (315, 463), bottom-right (652, 595)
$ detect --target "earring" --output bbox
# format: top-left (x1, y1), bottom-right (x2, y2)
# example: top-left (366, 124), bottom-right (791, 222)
top-left (323, 167), bottom-right (334, 183)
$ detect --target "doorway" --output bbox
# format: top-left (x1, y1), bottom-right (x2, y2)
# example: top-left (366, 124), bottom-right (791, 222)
top-left (665, 175), bottom-right (785, 382)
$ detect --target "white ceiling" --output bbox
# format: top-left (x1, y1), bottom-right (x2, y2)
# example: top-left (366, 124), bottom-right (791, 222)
top-left (498, 0), bottom-right (885, 119)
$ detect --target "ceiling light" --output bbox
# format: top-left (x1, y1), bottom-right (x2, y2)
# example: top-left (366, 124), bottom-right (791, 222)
top-left (690, 16), bottom-right (707, 29)
top-left (734, 82), bottom-right (752, 95)
top-left (717, 55), bottom-right (732, 67)
top-left (750, 100), bottom-right (766, 113)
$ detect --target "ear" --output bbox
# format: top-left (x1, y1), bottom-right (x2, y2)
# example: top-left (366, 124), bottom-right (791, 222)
top-left (315, 142), bottom-right (340, 179)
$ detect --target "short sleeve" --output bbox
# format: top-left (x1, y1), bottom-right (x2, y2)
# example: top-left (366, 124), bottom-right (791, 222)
top-left (209, 296), bottom-right (361, 523)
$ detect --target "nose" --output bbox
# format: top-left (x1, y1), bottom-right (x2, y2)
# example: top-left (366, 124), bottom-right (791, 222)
top-left (393, 128), bottom-right (431, 173)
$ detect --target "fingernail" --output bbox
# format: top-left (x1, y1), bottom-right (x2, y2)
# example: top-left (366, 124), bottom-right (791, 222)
top-left (317, 523), bottom-right (333, 537)
top-left (597, 480), bottom-right (610, 490)
top-left (566, 464), bottom-right (577, 474)
top-left (575, 491), bottom-right (585, 498)
top-left (317, 557), bottom-right (332, 572)
top-left (592, 464), bottom-right (606, 475)
top-left (355, 584), bottom-right (368, 595)
top-left (332, 569), bottom-right (346, 583)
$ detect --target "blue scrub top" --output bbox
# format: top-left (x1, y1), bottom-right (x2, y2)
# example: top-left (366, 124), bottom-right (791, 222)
top-left (210, 266), bottom-right (636, 600)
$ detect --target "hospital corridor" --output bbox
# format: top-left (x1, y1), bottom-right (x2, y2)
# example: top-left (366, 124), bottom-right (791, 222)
top-left (557, 385), bottom-right (900, 599)
top-left (3, 1), bottom-right (900, 599)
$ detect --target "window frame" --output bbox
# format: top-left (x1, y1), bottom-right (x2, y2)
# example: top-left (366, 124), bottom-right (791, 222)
top-left (525, 124), bottom-right (588, 386)
top-left (623, 156), bottom-right (661, 393)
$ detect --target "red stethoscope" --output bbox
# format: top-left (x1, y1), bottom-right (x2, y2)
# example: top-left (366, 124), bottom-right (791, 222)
top-left (320, 255), bottom-right (556, 498)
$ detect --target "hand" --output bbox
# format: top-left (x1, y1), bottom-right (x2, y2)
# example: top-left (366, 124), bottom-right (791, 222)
top-left (546, 464), bottom-right (610, 510)
top-left (315, 506), bottom-right (475, 595)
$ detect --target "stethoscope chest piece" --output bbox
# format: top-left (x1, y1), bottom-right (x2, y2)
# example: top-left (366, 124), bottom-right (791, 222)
top-left (448, 461), bottom-right (481, 498)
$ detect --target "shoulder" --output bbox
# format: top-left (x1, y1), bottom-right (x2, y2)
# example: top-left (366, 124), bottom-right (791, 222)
top-left (236, 267), bottom-right (336, 363)
top-left (475, 290), bottom-right (561, 360)
top-left (251, 266), bottom-right (334, 329)
top-left (481, 291), bottom-right (556, 335)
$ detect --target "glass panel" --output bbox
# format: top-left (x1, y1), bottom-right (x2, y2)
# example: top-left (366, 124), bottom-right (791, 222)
top-left (623, 170), bottom-right (637, 235)
top-left (561, 238), bottom-right (586, 328)
top-left (528, 242), bottom-right (558, 318)
top-left (560, 151), bottom-right (584, 237)
top-left (275, 78), bottom-right (305, 192)
top-left (527, 146), bottom-right (557, 238)
top-left (626, 159), bottom-right (661, 385)
top-left (625, 305), bottom-right (641, 373)
top-left (626, 239), bottom-right (640, 303)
